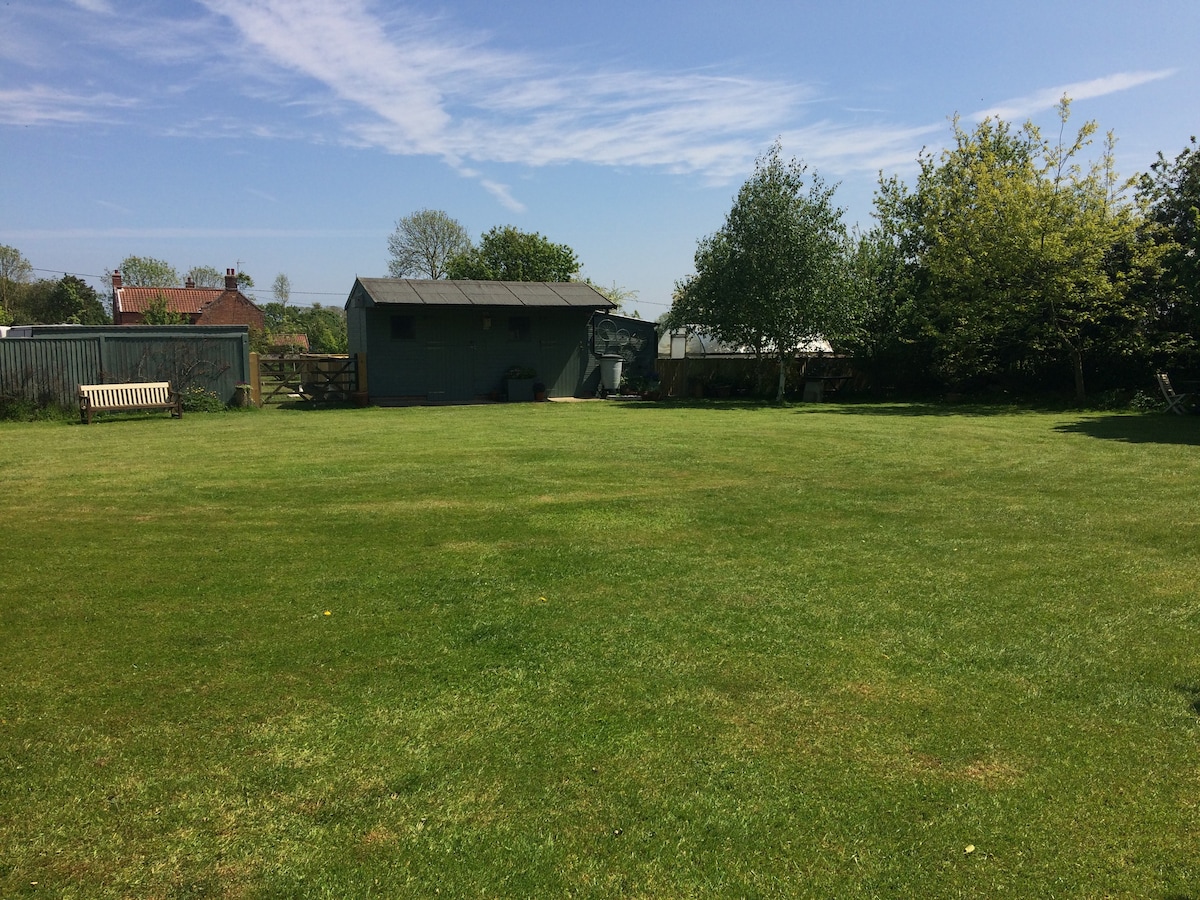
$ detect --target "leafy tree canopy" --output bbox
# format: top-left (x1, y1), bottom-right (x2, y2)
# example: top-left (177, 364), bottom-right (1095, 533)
top-left (261, 302), bottom-right (347, 353)
top-left (118, 255), bottom-right (179, 287)
top-left (9, 275), bottom-right (108, 325)
top-left (142, 293), bottom-right (186, 325)
top-left (1138, 136), bottom-right (1200, 368)
top-left (1, 244), bottom-right (34, 320)
top-left (272, 273), bottom-right (291, 305)
top-left (185, 265), bottom-right (223, 288)
top-left (874, 100), bottom-right (1149, 400)
top-left (446, 226), bottom-right (579, 282)
top-left (388, 209), bottom-right (472, 279)
top-left (668, 142), bottom-right (852, 401)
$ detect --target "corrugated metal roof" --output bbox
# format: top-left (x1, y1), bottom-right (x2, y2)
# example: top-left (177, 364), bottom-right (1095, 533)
top-left (353, 278), bottom-right (615, 309)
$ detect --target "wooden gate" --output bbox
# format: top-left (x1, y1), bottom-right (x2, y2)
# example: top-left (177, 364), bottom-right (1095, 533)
top-left (252, 353), bottom-right (365, 405)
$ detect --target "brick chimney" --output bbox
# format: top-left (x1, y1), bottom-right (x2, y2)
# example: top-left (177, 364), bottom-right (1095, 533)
top-left (185, 277), bottom-right (195, 289)
top-left (225, 268), bottom-right (238, 291)
top-left (111, 270), bottom-right (122, 290)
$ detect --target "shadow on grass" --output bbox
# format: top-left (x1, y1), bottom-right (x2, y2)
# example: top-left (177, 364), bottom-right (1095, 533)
top-left (1053, 415), bottom-right (1200, 446)
top-left (271, 400), bottom-right (360, 412)
top-left (632, 398), bottom-right (1039, 416)
top-left (1174, 684), bottom-right (1200, 716)
top-left (793, 401), bottom-right (1032, 417)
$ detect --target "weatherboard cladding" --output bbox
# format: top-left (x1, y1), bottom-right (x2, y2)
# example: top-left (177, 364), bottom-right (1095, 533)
top-left (346, 279), bottom-right (614, 402)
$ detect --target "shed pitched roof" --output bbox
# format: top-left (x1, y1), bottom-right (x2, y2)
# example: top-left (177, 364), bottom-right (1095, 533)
top-left (350, 278), bottom-right (615, 309)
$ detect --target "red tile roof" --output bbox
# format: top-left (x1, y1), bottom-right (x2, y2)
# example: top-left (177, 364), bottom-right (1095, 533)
top-left (115, 286), bottom-right (233, 315)
top-left (269, 333), bottom-right (311, 350)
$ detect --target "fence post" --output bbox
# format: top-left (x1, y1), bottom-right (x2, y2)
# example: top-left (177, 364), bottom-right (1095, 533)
top-left (356, 352), bottom-right (367, 395)
top-left (249, 352), bottom-right (262, 407)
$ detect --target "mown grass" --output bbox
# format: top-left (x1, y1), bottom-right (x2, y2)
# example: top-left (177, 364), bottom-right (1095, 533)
top-left (1, 401), bottom-right (1198, 898)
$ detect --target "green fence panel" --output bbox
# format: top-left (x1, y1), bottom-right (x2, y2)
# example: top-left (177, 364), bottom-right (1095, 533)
top-left (0, 326), bottom-right (250, 407)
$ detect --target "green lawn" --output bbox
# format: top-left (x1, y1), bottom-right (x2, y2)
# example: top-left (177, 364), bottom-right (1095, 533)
top-left (2, 402), bottom-right (1198, 898)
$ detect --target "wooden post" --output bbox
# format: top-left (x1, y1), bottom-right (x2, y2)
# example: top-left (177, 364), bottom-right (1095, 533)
top-left (356, 352), bottom-right (368, 395)
top-left (249, 352), bottom-right (262, 407)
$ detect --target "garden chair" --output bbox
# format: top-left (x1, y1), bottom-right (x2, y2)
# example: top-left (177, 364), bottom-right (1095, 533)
top-left (1155, 372), bottom-right (1193, 415)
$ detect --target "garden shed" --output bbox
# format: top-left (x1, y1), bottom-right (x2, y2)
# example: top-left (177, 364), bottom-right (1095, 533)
top-left (345, 278), bottom-right (615, 403)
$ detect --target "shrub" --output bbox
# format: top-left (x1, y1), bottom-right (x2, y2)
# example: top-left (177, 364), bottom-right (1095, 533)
top-left (179, 386), bottom-right (227, 413)
top-left (1128, 390), bottom-right (1164, 412)
top-left (0, 396), bottom-right (74, 422)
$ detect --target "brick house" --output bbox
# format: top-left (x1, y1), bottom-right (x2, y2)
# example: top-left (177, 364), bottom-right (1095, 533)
top-left (112, 268), bottom-right (265, 330)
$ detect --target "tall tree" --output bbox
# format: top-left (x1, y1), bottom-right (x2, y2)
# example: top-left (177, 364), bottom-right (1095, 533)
top-left (387, 209), bottom-right (471, 279)
top-left (118, 255), bottom-right (178, 287)
top-left (185, 265), bottom-right (223, 288)
top-left (52, 275), bottom-right (108, 324)
top-left (839, 225), bottom-right (934, 391)
top-left (668, 143), bottom-right (851, 402)
top-left (0, 244), bottom-right (34, 322)
top-left (10, 275), bottom-right (108, 325)
top-left (446, 225), bottom-right (579, 282)
top-left (1138, 136), bottom-right (1200, 370)
top-left (875, 101), bottom-right (1148, 400)
top-left (272, 272), bottom-right (291, 305)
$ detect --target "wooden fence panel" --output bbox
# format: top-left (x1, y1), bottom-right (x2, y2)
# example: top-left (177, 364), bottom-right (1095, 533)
top-left (1, 326), bottom-right (250, 408)
top-left (0, 338), bottom-right (101, 407)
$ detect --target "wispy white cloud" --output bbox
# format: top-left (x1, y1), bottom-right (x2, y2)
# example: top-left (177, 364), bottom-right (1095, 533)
top-left (971, 70), bottom-right (1175, 122)
top-left (0, 227), bottom-right (378, 240)
top-left (66, 0), bottom-right (114, 14)
top-left (197, 0), bottom-right (813, 193)
top-left (3, 0), bottom-right (1179, 209)
top-left (0, 85), bottom-right (136, 126)
top-left (478, 180), bottom-right (526, 214)
top-left (95, 199), bottom-right (135, 215)
top-left (778, 121), bottom-right (945, 176)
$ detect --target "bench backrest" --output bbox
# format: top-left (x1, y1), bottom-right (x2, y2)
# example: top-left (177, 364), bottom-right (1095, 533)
top-left (79, 382), bottom-right (174, 407)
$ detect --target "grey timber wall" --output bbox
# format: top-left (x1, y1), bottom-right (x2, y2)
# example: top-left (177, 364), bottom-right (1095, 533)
top-left (359, 306), bottom-right (597, 401)
top-left (0, 325), bottom-right (251, 407)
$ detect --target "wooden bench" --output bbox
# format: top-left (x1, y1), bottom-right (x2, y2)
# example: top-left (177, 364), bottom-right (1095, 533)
top-left (78, 381), bottom-right (183, 425)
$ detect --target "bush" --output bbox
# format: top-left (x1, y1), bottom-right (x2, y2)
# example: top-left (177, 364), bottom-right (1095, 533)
top-left (179, 386), bottom-right (227, 413)
top-left (1128, 390), bottom-right (1165, 413)
top-left (0, 396), bottom-right (74, 422)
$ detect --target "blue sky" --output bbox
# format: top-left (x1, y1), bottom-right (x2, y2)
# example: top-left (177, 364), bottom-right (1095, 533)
top-left (2, 0), bottom-right (1197, 318)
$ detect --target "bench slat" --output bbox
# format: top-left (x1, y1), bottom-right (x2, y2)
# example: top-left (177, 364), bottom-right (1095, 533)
top-left (78, 382), bottom-right (182, 424)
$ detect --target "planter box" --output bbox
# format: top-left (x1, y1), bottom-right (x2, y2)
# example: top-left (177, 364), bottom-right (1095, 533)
top-left (506, 377), bottom-right (536, 402)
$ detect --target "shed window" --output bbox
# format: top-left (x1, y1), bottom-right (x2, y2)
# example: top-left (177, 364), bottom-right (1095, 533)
top-left (391, 315), bottom-right (416, 340)
top-left (508, 316), bottom-right (531, 342)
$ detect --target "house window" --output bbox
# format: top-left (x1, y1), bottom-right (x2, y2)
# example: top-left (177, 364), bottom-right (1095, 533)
top-left (508, 316), bottom-right (531, 342)
top-left (391, 315), bottom-right (415, 340)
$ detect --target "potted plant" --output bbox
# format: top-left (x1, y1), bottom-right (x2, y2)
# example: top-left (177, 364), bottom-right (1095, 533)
top-left (505, 366), bottom-right (538, 402)
top-left (232, 381), bottom-right (252, 407)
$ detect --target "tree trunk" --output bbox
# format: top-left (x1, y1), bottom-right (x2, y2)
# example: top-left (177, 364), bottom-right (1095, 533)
top-left (1070, 345), bottom-right (1086, 404)
top-left (776, 348), bottom-right (787, 403)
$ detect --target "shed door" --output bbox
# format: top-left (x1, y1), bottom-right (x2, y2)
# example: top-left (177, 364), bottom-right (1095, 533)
top-left (425, 314), bottom-right (478, 401)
